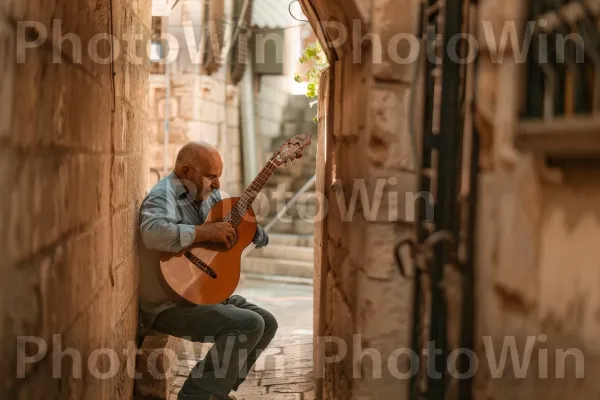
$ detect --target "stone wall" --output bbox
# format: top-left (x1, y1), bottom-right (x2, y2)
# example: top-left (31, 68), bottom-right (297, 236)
top-left (303, 0), bottom-right (420, 398)
top-left (148, 0), bottom-right (243, 196)
top-left (0, 0), bottom-right (150, 398)
top-left (148, 72), bottom-right (242, 194)
top-left (473, 0), bottom-right (600, 397)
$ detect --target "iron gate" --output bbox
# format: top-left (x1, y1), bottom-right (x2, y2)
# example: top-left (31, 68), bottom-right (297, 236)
top-left (395, 0), bottom-right (480, 399)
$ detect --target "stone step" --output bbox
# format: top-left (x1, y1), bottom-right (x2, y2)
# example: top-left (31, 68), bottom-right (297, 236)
top-left (269, 219), bottom-right (294, 233)
top-left (258, 193), bottom-right (318, 220)
top-left (251, 244), bottom-right (314, 262)
top-left (241, 272), bottom-right (313, 286)
top-left (268, 233), bottom-right (314, 247)
top-left (266, 218), bottom-right (315, 235)
top-left (241, 256), bottom-right (314, 279)
top-left (265, 178), bottom-right (316, 194)
top-left (293, 219), bottom-right (315, 235)
top-left (265, 174), bottom-right (296, 190)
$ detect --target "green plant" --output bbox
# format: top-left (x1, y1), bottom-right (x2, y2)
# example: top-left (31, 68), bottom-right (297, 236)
top-left (294, 41), bottom-right (328, 122)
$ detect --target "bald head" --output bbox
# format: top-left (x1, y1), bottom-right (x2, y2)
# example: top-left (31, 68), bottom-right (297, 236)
top-left (174, 140), bottom-right (223, 200)
top-left (175, 141), bottom-right (220, 168)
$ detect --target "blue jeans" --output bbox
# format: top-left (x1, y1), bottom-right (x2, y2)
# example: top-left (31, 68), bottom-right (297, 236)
top-left (153, 295), bottom-right (278, 399)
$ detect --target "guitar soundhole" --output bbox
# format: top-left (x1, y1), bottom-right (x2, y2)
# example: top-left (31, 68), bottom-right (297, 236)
top-left (184, 251), bottom-right (218, 279)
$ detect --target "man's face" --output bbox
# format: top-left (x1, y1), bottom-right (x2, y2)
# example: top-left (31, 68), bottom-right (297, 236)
top-left (181, 151), bottom-right (223, 201)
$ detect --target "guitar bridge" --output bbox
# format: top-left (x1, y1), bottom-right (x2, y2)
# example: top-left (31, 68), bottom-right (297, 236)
top-left (184, 251), bottom-right (218, 279)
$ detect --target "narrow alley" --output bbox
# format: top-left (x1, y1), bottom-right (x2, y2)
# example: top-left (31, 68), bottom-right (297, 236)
top-left (4, 0), bottom-right (600, 399)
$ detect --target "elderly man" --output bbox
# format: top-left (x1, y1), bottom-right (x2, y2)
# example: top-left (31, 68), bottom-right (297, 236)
top-left (138, 141), bottom-right (278, 400)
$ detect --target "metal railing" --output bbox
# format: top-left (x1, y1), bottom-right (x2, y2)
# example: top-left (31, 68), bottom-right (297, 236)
top-left (263, 174), bottom-right (316, 233)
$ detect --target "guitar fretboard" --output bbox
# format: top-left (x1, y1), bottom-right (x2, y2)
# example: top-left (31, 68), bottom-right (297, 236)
top-left (224, 160), bottom-right (277, 227)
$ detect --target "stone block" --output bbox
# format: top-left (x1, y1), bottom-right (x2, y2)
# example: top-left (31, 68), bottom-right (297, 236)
top-left (283, 121), bottom-right (300, 137)
top-left (198, 75), bottom-right (226, 103)
top-left (372, 0), bottom-right (420, 82)
top-left (0, 16), bottom-right (15, 139)
top-left (114, 103), bottom-right (145, 153)
top-left (13, 50), bottom-right (113, 151)
top-left (187, 121), bottom-right (218, 145)
top-left (112, 205), bottom-right (138, 267)
top-left (7, 357), bottom-right (62, 400)
top-left (369, 83), bottom-right (414, 170)
top-left (7, 153), bottom-right (111, 263)
top-left (304, 390), bottom-right (316, 400)
top-left (198, 100), bottom-right (223, 124)
top-left (41, 219), bottom-right (111, 337)
top-left (9, 44), bottom-right (42, 145)
top-left (343, 167), bottom-right (418, 223)
top-left (355, 268), bottom-right (412, 342)
top-left (293, 219), bottom-right (315, 235)
top-left (135, 332), bottom-right (185, 399)
top-left (241, 257), bottom-right (314, 279)
top-left (338, 254), bottom-right (357, 311)
top-left (247, 395), bottom-right (300, 400)
top-left (133, 58), bottom-right (151, 94)
top-left (269, 382), bottom-right (314, 393)
top-left (5, 154), bottom-right (56, 262)
top-left (226, 85), bottom-right (239, 106)
top-left (137, 0), bottom-right (152, 27)
top-left (107, 252), bottom-right (140, 331)
top-left (261, 120), bottom-right (281, 138)
top-left (112, 155), bottom-right (130, 209)
top-left (227, 105), bottom-right (239, 127)
top-left (67, 69), bottom-right (112, 151)
top-left (283, 106), bottom-right (304, 122)
top-left (325, 273), bottom-right (354, 378)
top-left (363, 222), bottom-right (414, 280)
top-left (351, 269), bottom-right (412, 397)
top-left (2, 259), bottom-right (47, 390)
top-left (257, 100), bottom-right (272, 118)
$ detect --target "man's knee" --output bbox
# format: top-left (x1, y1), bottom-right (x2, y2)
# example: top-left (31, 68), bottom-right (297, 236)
top-left (240, 311), bottom-right (265, 335)
top-left (262, 311), bottom-right (278, 336)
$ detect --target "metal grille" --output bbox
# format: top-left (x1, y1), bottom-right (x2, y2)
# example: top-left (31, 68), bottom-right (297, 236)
top-left (396, 0), bottom-right (480, 398)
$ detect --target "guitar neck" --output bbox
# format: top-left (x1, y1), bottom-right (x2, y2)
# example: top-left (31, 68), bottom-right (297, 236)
top-left (225, 160), bottom-right (277, 227)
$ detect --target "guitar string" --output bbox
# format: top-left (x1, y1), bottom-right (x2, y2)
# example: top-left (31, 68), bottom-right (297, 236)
top-left (227, 162), bottom-right (277, 227)
top-left (232, 164), bottom-right (276, 225)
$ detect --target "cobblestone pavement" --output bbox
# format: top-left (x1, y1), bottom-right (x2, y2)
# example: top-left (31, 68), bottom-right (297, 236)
top-left (168, 276), bottom-right (315, 400)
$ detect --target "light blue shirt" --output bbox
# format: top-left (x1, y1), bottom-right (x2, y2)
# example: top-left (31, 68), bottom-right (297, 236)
top-left (137, 172), bottom-right (268, 333)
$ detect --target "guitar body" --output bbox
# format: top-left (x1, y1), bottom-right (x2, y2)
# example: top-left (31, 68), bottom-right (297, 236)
top-left (159, 197), bottom-right (257, 305)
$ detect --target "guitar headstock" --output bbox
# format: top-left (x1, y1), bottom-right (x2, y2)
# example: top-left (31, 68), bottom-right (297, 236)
top-left (271, 132), bottom-right (312, 167)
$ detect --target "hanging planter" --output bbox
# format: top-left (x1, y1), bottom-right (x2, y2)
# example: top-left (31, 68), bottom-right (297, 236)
top-left (201, 0), bottom-right (225, 75)
top-left (230, 0), bottom-right (254, 85)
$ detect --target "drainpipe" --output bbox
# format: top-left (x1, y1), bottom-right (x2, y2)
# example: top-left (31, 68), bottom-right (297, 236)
top-left (240, 50), bottom-right (258, 187)
top-left (163, 28), bottom-right (171, 177)
top-left (223, 0), bottom-right (254, 190)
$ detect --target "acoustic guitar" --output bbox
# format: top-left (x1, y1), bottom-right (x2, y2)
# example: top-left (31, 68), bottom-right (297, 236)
top-left (159, 132), bottom-right (312, 305)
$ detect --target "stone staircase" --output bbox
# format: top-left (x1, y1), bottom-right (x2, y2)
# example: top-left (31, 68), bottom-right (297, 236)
top-left (243, 233), bottom-right (314, 279)
top-left (242, 94), bottom-right (318, 281)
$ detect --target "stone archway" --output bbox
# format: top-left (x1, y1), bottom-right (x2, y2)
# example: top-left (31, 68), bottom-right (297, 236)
top-left (298, 1), bottom-right (421, 398)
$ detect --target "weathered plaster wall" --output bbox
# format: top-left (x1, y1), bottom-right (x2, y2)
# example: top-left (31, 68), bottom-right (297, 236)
top-left (473, 0), bottom-right (600, 397)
